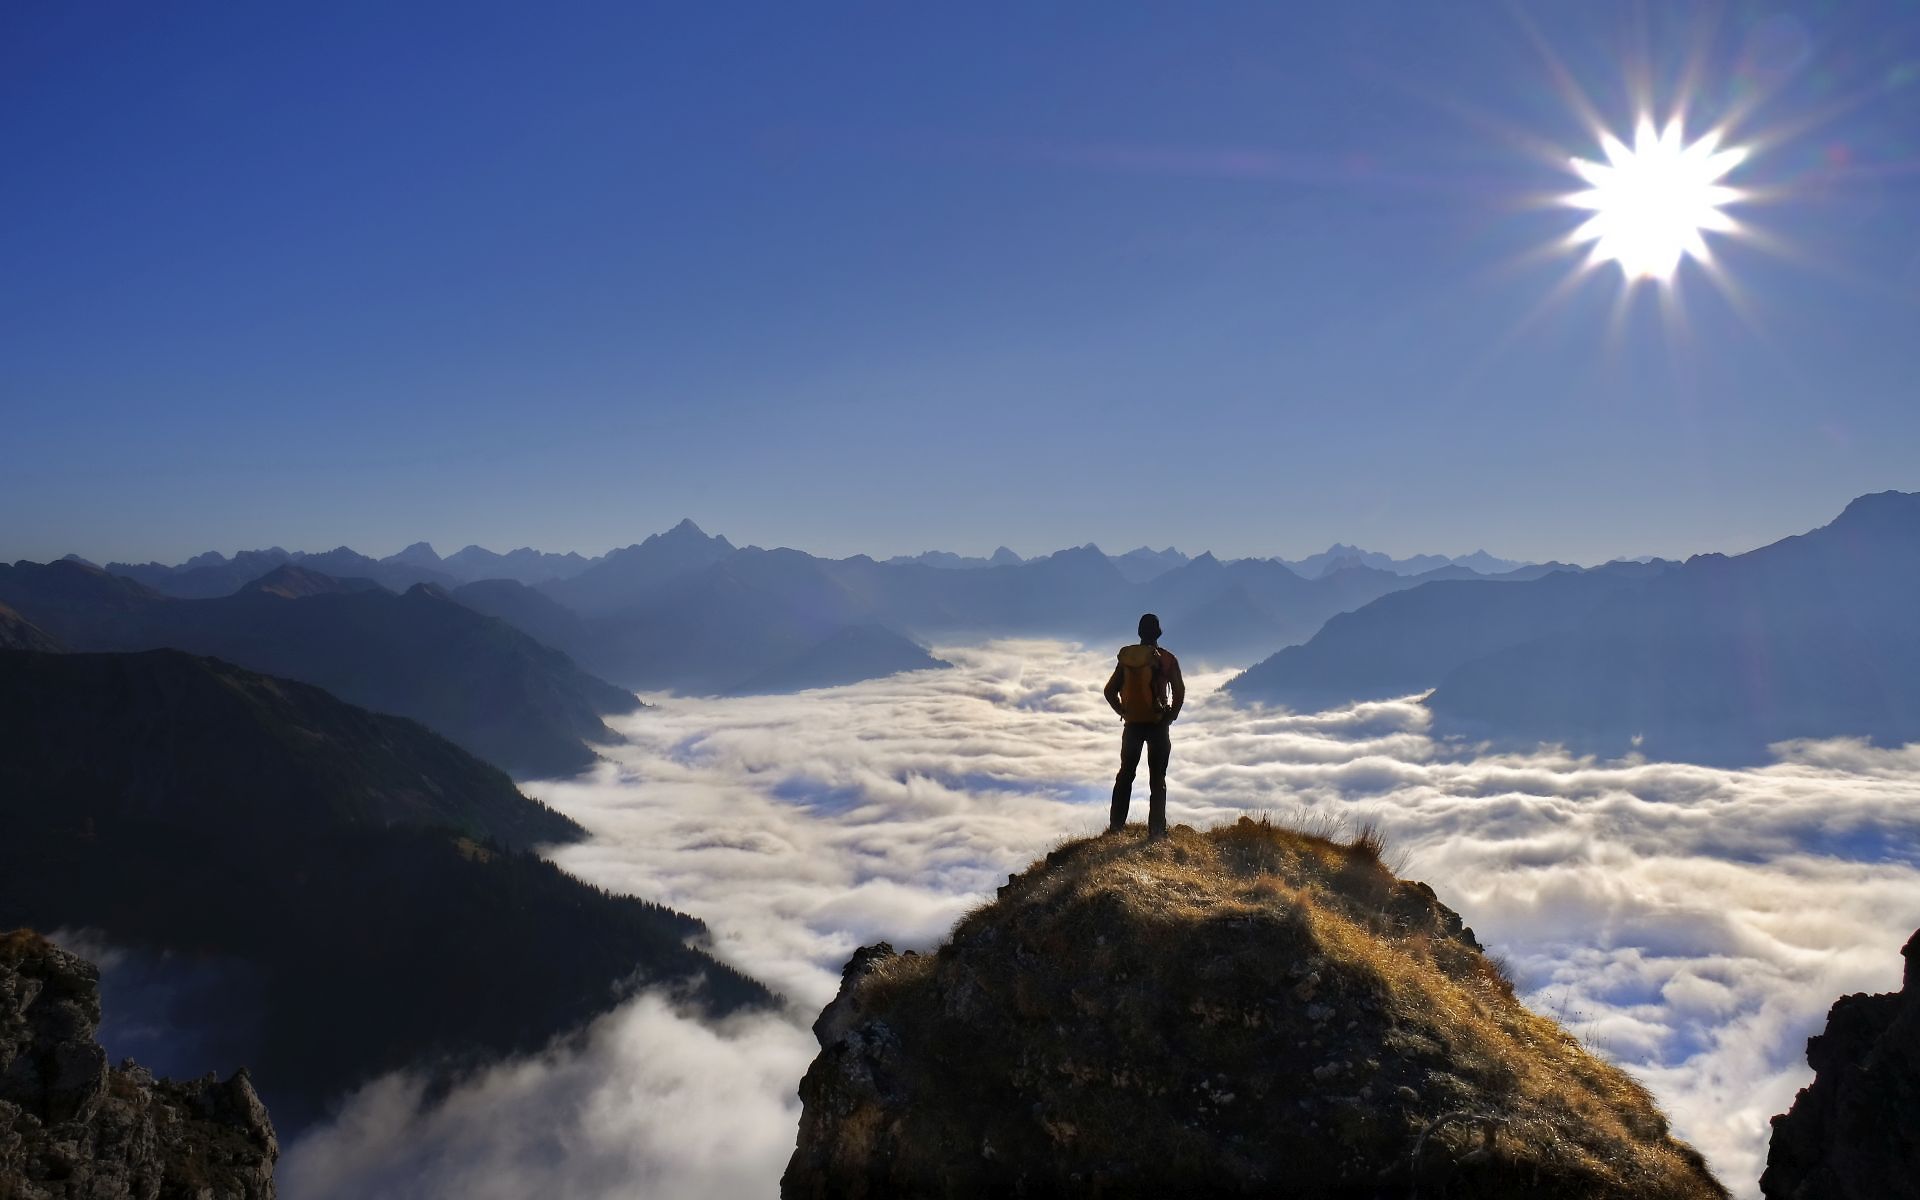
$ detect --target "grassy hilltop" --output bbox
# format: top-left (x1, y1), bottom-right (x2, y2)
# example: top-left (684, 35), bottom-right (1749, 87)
top-left (786, 817), bottom-right (1727, 1199)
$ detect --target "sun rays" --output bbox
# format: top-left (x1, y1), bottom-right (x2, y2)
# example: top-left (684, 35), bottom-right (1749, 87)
top-left (1565, 118), bottom-right (1750, 283)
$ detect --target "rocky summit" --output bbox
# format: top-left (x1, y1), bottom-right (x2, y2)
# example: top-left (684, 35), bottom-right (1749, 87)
top-left (784, 818), bottom-right (1727, 1199)
top-left (1762, 927), bottom-right (1920, 1199)
top-left (0, 930), bottom-right (277, 1199)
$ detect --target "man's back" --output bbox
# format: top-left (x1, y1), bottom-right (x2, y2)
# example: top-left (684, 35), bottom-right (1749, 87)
top-left (1109, 643), bottom-right (1184, 724)
top-left (1106, 614), bottom-right (1184, 839)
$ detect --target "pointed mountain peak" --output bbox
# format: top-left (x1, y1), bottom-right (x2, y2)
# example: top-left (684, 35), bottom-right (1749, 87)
top-left (386, 541), bottom-right (443, 567)
top-left (58, 553), bottom-right (101, 570)
top-left (645, 519), bottom-right (735, 551)
top-left (989, 547), bottom-right (1023, 565)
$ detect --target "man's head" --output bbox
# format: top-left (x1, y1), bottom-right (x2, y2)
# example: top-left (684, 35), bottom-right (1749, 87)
top-left (1138, 612), bottom-right (1162, 643)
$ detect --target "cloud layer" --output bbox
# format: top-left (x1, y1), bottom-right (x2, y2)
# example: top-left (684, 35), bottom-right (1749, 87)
top-left (284, 641), bottom-right (1920, 1198)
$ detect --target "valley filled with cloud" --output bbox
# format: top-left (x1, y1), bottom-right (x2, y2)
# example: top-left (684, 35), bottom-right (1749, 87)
top-left (282, 641), bottom-right (1920, 1199)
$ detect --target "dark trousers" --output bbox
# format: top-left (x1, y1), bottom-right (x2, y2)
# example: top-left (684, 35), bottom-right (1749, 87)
top-left (1111, 721), bottom-right (1171, 835)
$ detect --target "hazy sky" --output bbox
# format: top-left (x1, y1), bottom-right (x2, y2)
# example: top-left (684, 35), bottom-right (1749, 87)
top-left (5, 2), bottom-right (1917, 566)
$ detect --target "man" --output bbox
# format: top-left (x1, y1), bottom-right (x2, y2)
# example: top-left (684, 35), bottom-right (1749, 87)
top-left (1103, 612), bottom-right (1185, 840)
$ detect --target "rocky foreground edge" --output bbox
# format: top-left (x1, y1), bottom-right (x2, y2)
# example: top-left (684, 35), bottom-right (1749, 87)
top-left (784, 819), bottom-right (1728, 1200)
top-left (1763, 927), bottom-right (1919, 1200)
top-left (0, 930), bottom-right (278, 1200)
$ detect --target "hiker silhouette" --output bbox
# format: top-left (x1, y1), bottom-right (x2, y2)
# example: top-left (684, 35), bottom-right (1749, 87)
top-left (1103, 613), bottom-right (1185, 839)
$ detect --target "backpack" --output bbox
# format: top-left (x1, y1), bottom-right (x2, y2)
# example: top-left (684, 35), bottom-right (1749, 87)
top-left (1115, 644), bottom-right (1166, 724)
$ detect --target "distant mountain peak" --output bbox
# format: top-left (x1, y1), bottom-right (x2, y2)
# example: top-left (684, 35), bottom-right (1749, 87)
top-left (386, 541), bottom-right (443, 567)
top-left (642, 518), bottom-right (734, 552)
top-left (1047, 543), bottom-right (1106, 561)
top-left (1832, 488), bottom-right (1920, 533)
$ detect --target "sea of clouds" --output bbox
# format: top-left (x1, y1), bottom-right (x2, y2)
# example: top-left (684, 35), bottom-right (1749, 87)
top-left (281, 641), bottom-right (1920, 1199)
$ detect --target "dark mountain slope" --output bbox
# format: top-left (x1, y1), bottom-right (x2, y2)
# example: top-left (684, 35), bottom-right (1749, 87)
top-left (0, 647), bottom-right (580, 848)
top-left (0, 601), bottom-right (61, 651)
top-left (0, 649), bottom-right (773, 1132)
top-left (0, 560), bottom-right (638, 778)
top-left (0, 559), bottom-right (160, 645)
top-left (1225, 563), bottom-right (1656, 709)
top-left (452, 577), bottom-right (598, 662)
top-left (1428, 491), bottom-right (1920, 763)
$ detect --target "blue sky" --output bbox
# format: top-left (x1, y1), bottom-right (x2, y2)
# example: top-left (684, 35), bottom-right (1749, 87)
top-left (4, 1), bottom-right (1917, 566)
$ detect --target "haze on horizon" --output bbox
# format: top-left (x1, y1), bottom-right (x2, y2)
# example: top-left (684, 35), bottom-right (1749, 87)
top-left (5, 2), bottom-right (1918, 567)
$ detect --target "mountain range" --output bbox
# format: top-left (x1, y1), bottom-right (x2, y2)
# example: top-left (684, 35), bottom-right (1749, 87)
top-left (1279, 543), bottom-right (1530, 579)
top-left (108, 541), bottom-right (598, 597)
top-left (0, 559), bottom-right (640, 778)
top-left (506, 523), bottom-right (1554, 678)
top-left (74, 526), bottom-right (1556, 699)
top-left (1228, 491), bottom-right (1920, 765)
top-left (0, 647), bottom-right (773, 1132)
top-left (883, 547), bottom-right (1025, 570)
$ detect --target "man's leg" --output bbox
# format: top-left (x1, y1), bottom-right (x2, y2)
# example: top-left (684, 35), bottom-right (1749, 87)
top-left (1145, 723), bottom-right (1171, 839)
top-left (1110, 723), bottom-right (1146, 832)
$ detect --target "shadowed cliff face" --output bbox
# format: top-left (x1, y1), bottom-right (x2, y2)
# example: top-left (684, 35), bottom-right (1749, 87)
top-left (0, 648), bottom-right (774, 1133)
top-left (0, 930), bottom-right (278, 1199)
top-left (784, 819), bottom-right (1729, 1200)
top-left (1762, 928), bottom-right (1920, 1199)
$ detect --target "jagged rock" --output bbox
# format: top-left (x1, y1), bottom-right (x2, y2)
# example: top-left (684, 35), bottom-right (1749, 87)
top-left (0, 930), bottom-right (277, 1199)
top-left (784, 818), bottom-right (1727, 1200)
top-left (812, 943), bottom-right (904, 1049)
top-left (1762, 928), bottom-right (1920, 1199)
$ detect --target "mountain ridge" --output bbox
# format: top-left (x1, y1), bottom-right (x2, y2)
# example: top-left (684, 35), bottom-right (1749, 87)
top-left (0, 559), bottom-right (639, 778)
top-left (0, 648), bottom-right (773, 1131)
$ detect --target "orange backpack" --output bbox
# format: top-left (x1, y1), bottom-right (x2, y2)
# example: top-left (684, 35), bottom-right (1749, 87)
top-left (1116, 644), bottom-right (1165, 723)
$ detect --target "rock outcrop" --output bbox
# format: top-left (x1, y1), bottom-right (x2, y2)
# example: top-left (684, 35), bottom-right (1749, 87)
top-left (784, 818), bottom-right (1727, 1199)
top-left (0, 930), bottom-right (277, 1199)
top-left (1762, 928), bottom-right (1920, 1199)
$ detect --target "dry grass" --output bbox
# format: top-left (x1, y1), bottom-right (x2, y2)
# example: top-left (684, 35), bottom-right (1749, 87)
top-left (835, 817), bottom-right (1726, 1199)
top-left (0, 927), bottom-right (54, 964)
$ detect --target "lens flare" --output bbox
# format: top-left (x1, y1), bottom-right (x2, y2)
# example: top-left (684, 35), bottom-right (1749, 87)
top-left (1565, 118), bottom-right (1749, 282)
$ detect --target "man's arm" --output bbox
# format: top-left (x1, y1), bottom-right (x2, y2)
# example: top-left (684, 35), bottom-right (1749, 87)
top-left (1103, 667), bottom-right (1124, 717)
top-left (1167, 655), bottom-right (1185, 721)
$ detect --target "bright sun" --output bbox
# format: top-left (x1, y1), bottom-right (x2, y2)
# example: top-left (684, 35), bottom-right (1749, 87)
top-left (1566, 118), bottom-right (1748, 283)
